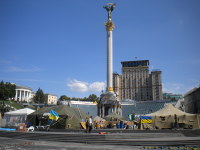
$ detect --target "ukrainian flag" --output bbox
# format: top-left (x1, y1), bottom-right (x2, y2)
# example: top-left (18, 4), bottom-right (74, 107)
top-left (49, 109), bottom-right (59, 121)
top-left (140, 116), bottom-right (152, 123)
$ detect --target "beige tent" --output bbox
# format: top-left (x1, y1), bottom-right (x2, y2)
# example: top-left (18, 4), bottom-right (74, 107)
top-left (146, 104), bottom-right (200, 129)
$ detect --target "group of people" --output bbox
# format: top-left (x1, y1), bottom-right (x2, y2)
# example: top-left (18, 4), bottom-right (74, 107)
top-left (85, 116), bottom-right (93, 133)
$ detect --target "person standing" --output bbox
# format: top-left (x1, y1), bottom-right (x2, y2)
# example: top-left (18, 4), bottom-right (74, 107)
top-left (85, 117), bottom-right (89, 133)
top-left (174, 114), bottom-right (179, 129)
top-left (88, 116), bottom-right (93, 133)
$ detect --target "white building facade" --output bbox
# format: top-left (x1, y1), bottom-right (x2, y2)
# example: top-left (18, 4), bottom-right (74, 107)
top-left (15, 85), bottom-right (33, 102)
top-left (45, 94), bottom-right (58, 105)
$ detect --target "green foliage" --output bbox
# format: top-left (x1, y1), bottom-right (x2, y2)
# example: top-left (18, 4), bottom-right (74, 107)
top-left (0, 100), bottom-right (23, 113)
top-left (0, 81), bottom-right (16, 100)
top-left (59, 95), bottom-right (71, 100)
top-left (6, 100), bottom-right (23, 109)
top-left (71, 97), bottom-right (79, 101)
top-left (81, 97), bottom-right (88, 101)
top-left (59, 94), bottom-right (99, 102)
top-left (34, 88), bottom-right (45, 104)
top-left (88, 94), bottom-right (99, 102)
top-left (25, 105), bottom-right (36, 110)
top-left (0, 81), bottom-right (4, 99)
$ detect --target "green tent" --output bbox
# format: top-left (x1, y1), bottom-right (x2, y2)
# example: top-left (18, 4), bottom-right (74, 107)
top-left (26, 105), bottom-right (88, 129)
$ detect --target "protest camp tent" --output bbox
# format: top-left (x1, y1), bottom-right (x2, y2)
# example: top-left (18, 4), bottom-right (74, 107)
top-left (146, 104), bottom-right (200, 129)
top-left (104, 113), bottom-right (126, 121)
top-left (93, 116), bottom-right (106, 122)
top-left (3, 108), bottom-right (35, 127)
top-left (26, 105), bottom-right (88, 129)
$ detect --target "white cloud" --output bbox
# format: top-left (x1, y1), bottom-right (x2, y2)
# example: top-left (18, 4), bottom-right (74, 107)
top-left (89, 82), bottom-right (105, 92)
top-left (149, 65), bottom-right (155, 71)
top-left (0, 59), bottom-right (11, 64)
top-left (163, 82), bottom-right (192, 94)
top-left (178, 59), bottom-right (200, 65)
top-left (67, 80), bottom-right (89, 92)
top-left (67, 79), bottom-right (105, 93)
top-left (4, 66), bottom-right (41, 72)
top-left (1, 78), bottom-right (63, 84)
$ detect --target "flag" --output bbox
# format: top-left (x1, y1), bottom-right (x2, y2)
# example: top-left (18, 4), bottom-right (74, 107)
top-left (49, 109), bottom-right (59, 121)
top-left (140, 116), bottom-right (152, 123)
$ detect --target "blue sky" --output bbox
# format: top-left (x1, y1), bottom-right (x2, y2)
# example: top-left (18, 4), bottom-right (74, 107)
top-left (0, 0), bottom-right (200, 98)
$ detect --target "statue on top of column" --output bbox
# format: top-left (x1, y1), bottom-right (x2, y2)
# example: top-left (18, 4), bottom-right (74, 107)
top-left (103, 3), bottom-right (116, 31)
top-left (103, 3), bottom-right (116, 21)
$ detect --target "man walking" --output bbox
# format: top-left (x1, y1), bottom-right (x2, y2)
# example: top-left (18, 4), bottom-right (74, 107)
top-left (88, 116), bottom-right (93, 133)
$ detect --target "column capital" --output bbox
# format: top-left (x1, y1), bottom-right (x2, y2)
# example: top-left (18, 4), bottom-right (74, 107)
top-left (107, 87), bottom-right (114, 92)
top-left (105, 20), bottom-right (115, 31)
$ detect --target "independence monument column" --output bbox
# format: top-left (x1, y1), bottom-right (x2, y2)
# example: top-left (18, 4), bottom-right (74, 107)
top-left (104, 3), bottom-right (115, 92)
top-left (97, 3), bottom-right (122, 118)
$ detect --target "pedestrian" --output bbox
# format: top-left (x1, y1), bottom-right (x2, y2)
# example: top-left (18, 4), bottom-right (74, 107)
top-left (85, 117), bottom-right (89, 133)
top-left (174, 114), bottom-right (179, 129)
top-left (134, 121), bottom-right (138, 129)
top-left (88, 116), bottom-right (93, 133)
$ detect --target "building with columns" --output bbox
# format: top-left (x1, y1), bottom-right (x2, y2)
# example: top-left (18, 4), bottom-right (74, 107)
top-left (15, 85), bottom-right (33, 102)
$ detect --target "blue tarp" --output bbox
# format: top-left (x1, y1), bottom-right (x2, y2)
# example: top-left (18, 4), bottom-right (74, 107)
top-left (0, 128), bottom-right (16, 131)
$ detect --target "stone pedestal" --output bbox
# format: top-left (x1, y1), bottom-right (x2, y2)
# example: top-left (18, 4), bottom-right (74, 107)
top-left (97, 91), bottom-right (122, 118)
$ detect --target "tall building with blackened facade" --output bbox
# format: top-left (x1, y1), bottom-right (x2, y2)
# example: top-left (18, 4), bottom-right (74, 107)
top-left (113, 60), bottom-right (163, 101)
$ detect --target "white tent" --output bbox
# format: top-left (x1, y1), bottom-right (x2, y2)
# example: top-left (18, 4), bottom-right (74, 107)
top-left (3, 108), bottom-right (35, 127)
top-left (5, 108), bottom-right (35, 115)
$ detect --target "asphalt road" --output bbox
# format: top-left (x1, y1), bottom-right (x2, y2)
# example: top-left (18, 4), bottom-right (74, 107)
top-left (0, 129), bottom-right (200, 150)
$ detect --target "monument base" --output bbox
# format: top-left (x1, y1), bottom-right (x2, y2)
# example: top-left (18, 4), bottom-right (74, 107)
top-left (97, 91), bottom-right (122, 118)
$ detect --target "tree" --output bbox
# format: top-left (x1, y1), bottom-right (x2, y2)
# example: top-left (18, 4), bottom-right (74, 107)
top-left (71, 97), bottom-right (79, 101)
top-left (34, 88), bottom-right (45, 104)
top-left (88, 94), bottom-right (99, 102)
top-left (81, 97), bottom-right (88, 101)
top-left (59, 95), bottom-right (70, 101)
top-left (5, 82), bottom-right (16, 99)
top-left (0, 81), bottom-right (16, 100)
top-left (0, 81), bottom-right (5, 100)
top-left (0, 81), bottom-right (16, 115)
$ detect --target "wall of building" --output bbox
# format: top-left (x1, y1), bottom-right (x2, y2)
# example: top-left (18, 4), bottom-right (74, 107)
top-left (113, 60), bottom-right (163, 101)
top-left (184, 87), bottom-right (200, 114)
top-left (113, 73), bottom-right (121, 101)
top-left (149, 71), bottom-right (163, 100)
top-left (163, 93), bottom-right (183, 100)
top-left (121, 66), bottom-right (150, 101)
top-left (45, 94), bottom-right (58, 105)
